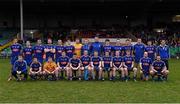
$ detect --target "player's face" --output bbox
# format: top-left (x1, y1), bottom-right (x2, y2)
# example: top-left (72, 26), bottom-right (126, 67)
top-left (126, 40), bottom-right (130, 45)
top-left (76, 39), bottom-right (80, 43)
top-left (84, 39), bottom-right (88, 44)
top-left (48, 39), bottom-right (52, 44)
top-left (116, 40), bottom-right (120, 45)
top-left (58, 40), bottom-right (62, 45)
top-left (83, 51), bottom-right (88, 56)
top-left (73, 55), bottom-right (77, 59)
top-left (105, 52), bottom-right (109, 56)
top-left (95, 37), bottom-right (99, 42)
top-left (105, 41), bottom-right (110, 45)
top-left (156, 56), bottom-right (161, 61)
top-left (13, 39), bottom-right (18, 44)
top-left (62, 52), bottom-right (66, 57)
top-left (161, 40), bottom-right (166, 45)
top-left (115, 51), bottom-right (120, 56)
top-left (48, 57), bottom-right (53, 62)
top-left (26, 41), bottom-right (30, 47)
top-left (137, 39), bottom-right (142, 43)
top-left (18, 56), bottom-right (23, 62)
top-left (94, 52), bottom-right (98, 56)
top-left (144, 52), bottom-right (148, 57)
top-left (126, 51), bottom-right (130, 56)
top-left (147, 41), bottom-right (152, 45)
top-left (37, 40), bottom-right (42, 45)
top-left (33, 58), bottom-right (38, 63)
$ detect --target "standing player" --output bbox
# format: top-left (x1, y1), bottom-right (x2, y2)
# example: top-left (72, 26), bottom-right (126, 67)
top-left (145, 40), bottom-right (156, 61)
top-left (134, 38), bottom-right (145, 68)
top-left (139, 52), bottom-right (152, 81)
top-left (29, 57), bottom-right (42, 80)
top-left (91, 36), bottom-right (103, 56)
top-left (43, 57), bottom-right (59, 81)
top-left (81, 39), bottom-right (91, 55)
top-left (112, 51), bottom-right (124, 80)
top-left (102, 39), bottom-right (112, 55)
top-left (150, 55), bottom-right (169, 81)
top-left (123, 39), bottom-right (133, 55)
top-left (44, 38), bottom-right (55, 61)
top-left (123, 50), bottom-right (137, 82)
top-left (57, 51), bottom-right (70, 79)
top-left (65, 39), bottom-right (75, 58)
top-left (80, 50), bottom-right (91, 80)
top-left (102, 51), bottom-right (113, 80)
top-left (8, 38), bottom-right (22, 81)
top-left (55, 39), bottom-right (64, 63)
top-left (23, 41), bottom-right (33, 66)
top-left (157, 39), bottom-right (170, 70)
top-left (74, 38), bottom-right (82, 58)
top-left (113, 39), bottom-right (123, 56)
top-left (33, 39), bottom-right (44, 64)
top-left (91, 51), bottom-right (102, 80)
top-left (12, 55), bottom-right (28, 81)
top-left (69, 54), bottom-right (81, 80)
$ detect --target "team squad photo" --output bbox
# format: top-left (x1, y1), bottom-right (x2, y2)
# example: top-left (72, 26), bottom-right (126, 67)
top-left (8, 36), bottom-right (169, 82)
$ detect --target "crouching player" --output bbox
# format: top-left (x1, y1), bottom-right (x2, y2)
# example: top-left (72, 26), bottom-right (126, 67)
top-left (150, 55), bottom-right (169, 81)
top-left (57, 51), bottom-right (69, 80)
top-left (113, 51), bottom-right (124, 81)
top-left (123, 50), bottom-right (137, 82)
top-left (91, 51), bottom-right (102, 80)
top-left (102, 51), bottom-right (113, 81)
top-left (43, 57), bottom-right (58, 81)
top-left (29, 57), bottom-right (42, 80)
top-left (69, 53), bottom-right (81, 80)
top-left (80, 50), bottom-right (91, 80)
top-left (139, 52), bottom-right (152, 81)
top-left (12, 55), bottom-right (28, 81)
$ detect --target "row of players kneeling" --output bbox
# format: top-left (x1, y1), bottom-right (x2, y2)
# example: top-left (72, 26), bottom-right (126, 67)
top-left (12, 52), bottom-right (169, 82)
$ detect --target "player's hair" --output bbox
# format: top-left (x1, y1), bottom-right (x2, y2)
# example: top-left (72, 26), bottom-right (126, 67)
top-left (105, 39), bottom-right (110, 42)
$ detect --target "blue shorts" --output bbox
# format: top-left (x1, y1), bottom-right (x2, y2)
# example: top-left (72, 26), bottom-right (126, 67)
top-left (103, 67), bottom-right (110, 71)
top-left (142, 70), bottom-right (149, 77)
top-left (94, 66), bottom-right (100, 71)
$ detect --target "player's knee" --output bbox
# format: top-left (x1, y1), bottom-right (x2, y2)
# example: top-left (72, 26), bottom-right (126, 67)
top-left (133, 67), bottom-right (137, 72)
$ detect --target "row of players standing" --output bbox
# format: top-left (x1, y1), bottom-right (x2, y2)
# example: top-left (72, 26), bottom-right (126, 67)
top-left (9, 36), bottom-right (170, 81)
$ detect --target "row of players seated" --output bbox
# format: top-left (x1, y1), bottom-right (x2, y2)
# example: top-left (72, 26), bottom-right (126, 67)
top-left (12, 50), bottom-right (169, 82)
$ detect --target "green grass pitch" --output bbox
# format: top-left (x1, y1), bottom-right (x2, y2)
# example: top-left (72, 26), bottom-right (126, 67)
top-left (0, 59), bottom-right (180, 103)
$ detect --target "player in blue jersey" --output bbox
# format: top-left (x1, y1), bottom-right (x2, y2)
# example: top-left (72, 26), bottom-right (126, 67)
top-left (102, 39), bottom-right (112, 55)
top-left (150, 55), bottom-right (169, 81)
top-left (44, 38), bottom-right (55, 61)
top-left (29, 57), bottom-right (42, 80)
top-left (123, 39), bottom-right (133, 55)
top-left (80, 50), bottom-right (91, 80)
top-left (113, 51), bottom-right (124, 80)
top-left (8, 38), bottom-right (22, 81)
top-left (12, 55), bottom-right (28, 81)
top-left (139, 52), bottom-right (152, 81)
top-left (55, 39), bottom-right (64, 63)
top-left (123, 50), bottom-right (138, 82)
top-left (69, 53), bottom-right (81, 80)
top-left (102, 51), bottom-right (113, 81)
top-left (23, 41), bottom-right (33, 66)
top-left (57, 51), bottom-right (70, 80)
top-left (91, 51), bottom-right (102, 80)
top-left (156, 39), bottom-right (170, 70)
top-left (113, 39), bottom-right (123, 56)
top-left (81, 39), bottom-right (91, 55)
top-left (134, 38), bottom-right (145, 67)
top-left (65, 39), bottom-right (75, 58)
top-left (33, 39), bottom-right (44, 64)
top-left (145, 40), bottom-right (156, 61)
top-left (90, 36), bottom-right (103, 56)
